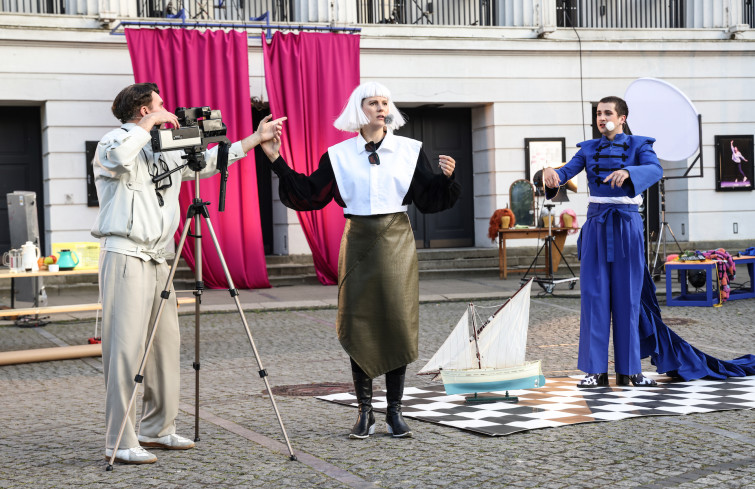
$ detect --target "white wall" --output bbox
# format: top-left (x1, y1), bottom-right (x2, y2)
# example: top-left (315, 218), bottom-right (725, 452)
top-left (1, 16), bottom-right (753, 256)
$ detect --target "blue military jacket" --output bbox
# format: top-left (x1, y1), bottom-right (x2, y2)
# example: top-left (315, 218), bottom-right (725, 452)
top-left (548, 133), bottom-right (663, 199)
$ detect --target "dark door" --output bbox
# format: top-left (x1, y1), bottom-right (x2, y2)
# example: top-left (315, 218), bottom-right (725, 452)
top-left (396, 107), bottom-right (474, 248)
top-left (0, 106), bottom-right (44, 253)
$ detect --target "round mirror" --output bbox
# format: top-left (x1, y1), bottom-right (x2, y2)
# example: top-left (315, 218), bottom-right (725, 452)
top-left (509, 179), bottom-right (535, 227)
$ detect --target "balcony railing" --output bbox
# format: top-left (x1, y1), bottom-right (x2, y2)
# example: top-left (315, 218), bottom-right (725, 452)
top-left (556, 0), bottom-right (684, 28)
top-left (136, 0), bottom-right (292, 22)
top-left (1, 0), bottom-right (65, 15)
top-left (0, 0), bottom-right (292, 21)
top-left (355, 0), bottom-right (498, 26)
top-left (1, 0), bottom-right (753, 30)
top-left (746, 0), bottom-right (755, 28)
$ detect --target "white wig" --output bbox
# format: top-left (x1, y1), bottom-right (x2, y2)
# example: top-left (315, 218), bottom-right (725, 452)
top-left (333, 81), bottom-right (406, 133)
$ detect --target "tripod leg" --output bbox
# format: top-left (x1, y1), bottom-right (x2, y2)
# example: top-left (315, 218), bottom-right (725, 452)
top-left (665, 223), bottom-right (684, 255)
top-left (522, 241), bottom-right (548, 280)
top-left (106, 220), bottom-right (193, 471)
top-left (651, 224), bottom-right (665, 276)
top-left (200, 216), bottom-right (297, 461)
top-left (191, 207), bottom-right (203, 443)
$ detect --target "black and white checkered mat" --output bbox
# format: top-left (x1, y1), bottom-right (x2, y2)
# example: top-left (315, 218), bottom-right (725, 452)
top-left (317, 375), bottom-right (755, 436)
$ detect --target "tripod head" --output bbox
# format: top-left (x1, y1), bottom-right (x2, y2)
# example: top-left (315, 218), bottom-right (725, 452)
top-left (182, 147), bottom-right (208, 172)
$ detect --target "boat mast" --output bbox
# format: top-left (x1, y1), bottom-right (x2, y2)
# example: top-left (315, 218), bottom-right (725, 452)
top-left (469, 303), bottom-right (482, 369)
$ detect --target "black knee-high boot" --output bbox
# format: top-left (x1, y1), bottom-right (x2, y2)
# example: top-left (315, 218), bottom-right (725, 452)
top-left (385, 365), bottom-right (412, 438)
top-left (349, 359), bottom-right (375, 439)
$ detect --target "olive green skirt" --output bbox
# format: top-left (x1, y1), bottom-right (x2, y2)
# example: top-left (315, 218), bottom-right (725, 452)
top-left (337, 213), bottom-right (419, 379)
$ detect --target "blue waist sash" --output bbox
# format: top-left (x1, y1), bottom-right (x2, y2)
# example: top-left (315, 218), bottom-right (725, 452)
top-left (584, 203), bottom-right (639, 263)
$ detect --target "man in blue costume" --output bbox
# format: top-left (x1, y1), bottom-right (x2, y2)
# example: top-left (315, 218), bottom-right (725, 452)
top-left (543, 96), bottom-right (663, 387)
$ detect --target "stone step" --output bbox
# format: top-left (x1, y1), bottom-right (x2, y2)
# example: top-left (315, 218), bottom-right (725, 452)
top-left (15, 235), bottom-right (750, 294)
top-left (415, 246), bottom-right (580, 275)
top-left (0, 247), bottom-right (581, 297)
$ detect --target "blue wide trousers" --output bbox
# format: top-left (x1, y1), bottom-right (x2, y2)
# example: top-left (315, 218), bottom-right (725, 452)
top-left (577, 203), bottom-right (645, 375)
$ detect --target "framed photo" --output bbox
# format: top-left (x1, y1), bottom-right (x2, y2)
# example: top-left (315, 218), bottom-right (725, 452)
top-left (715, 135), bottom-right (753, 191)
top-left (524, 138), bottom-right (566, 182)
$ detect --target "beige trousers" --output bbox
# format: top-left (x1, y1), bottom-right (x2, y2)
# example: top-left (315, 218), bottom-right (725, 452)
top-left (100, 251), bottom-right (180, 450)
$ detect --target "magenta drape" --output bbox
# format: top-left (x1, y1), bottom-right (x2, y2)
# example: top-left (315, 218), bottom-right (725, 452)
top-left (262, 32), bottom-right (360, 285)
top-left (125, 28), bottom-right (270, 289)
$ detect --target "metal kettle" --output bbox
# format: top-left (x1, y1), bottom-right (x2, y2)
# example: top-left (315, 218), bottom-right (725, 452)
top-left (57, 249), bottom-right (80, 270)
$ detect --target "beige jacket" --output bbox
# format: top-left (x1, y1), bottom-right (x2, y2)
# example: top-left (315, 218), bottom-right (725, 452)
top-left (91, 123), bottom-right (246, 262)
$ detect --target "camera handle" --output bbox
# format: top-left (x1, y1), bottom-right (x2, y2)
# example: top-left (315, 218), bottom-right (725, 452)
top-left (216, 141), bottom-right (229, 212)
top-left (152, 160), bottom-right (188, 184)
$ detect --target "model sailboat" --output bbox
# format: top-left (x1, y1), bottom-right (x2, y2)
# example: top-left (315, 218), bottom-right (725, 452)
top-left (419, 279), bottom-right (545, 397)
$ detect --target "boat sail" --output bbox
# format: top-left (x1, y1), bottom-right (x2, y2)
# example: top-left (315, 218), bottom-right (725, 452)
top-left (419, 279), bottom-right (545, 396)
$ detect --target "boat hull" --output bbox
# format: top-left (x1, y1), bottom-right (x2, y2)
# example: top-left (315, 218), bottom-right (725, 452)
top-left (440, 361), bottom-right (546, 395)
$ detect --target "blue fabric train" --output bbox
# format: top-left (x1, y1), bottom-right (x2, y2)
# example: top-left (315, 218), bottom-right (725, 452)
top-left (639, 268), bottom-right (755, 380)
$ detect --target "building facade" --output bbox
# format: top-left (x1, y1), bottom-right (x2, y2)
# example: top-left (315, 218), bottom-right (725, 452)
top-left (0, 0), bottom-right (753, 258)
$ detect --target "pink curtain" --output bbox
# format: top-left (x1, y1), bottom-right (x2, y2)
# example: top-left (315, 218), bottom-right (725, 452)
top-left (263, 32), bottom-right (360, 285)
top-left (125, 28), bottom-right (270, 289)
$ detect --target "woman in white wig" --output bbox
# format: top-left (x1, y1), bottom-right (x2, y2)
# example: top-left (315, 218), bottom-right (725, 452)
top-left (261, 81), bottom-right (460, 439)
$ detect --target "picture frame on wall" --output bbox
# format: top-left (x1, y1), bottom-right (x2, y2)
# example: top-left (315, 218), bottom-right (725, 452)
top-left (714, 135), bottom-right (753, 192)
top-left (524, 138), bottom-right (566, 183)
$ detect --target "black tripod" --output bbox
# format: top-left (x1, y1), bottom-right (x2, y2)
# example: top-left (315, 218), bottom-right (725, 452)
top-left (107, 151), bottom-right (296, 470)
top-left (521, 204), bottom-right (578, 294)
top-left (650, 177), bottom-right (683, 279)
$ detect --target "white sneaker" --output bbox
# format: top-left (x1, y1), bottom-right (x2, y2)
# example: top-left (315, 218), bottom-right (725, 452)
top-left (138, 433), bottom-right (195, 450)
top-left (104, 446), bottom-right (157, 464)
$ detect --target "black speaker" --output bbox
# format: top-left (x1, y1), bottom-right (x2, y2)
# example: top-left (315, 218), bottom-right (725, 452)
top-left (688, 269), bottom-right (707, 289)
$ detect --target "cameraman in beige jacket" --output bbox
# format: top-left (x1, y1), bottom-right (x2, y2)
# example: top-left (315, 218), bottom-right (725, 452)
top-left (92, 82), bottom-right (283, 465)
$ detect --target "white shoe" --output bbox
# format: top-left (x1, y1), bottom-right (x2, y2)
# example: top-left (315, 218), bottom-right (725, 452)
top-left (104, 446), bottom-right (157, 464)
top-left (138, 433), bottom-right (195, 450)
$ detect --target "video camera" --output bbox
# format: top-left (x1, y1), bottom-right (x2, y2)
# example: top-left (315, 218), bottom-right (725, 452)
top-left (148, 106), bottom-right (233, 211)
top-left (150, 106), bottom-right (228, 153)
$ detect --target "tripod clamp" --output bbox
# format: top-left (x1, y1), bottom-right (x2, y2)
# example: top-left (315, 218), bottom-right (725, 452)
top-left (187, 198), bottom-right (212, 220)
top-left (521, 202), bottom-right (578, 294)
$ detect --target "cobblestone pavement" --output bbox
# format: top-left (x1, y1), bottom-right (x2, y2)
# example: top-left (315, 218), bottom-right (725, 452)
top-left (1, 277), bottom-right (754, 488)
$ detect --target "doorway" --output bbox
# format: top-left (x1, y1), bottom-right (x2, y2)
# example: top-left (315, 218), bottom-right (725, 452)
top-left (396, 107), bottom-right (475, 248)
top-left (0, 106), bottom-right (44, 253)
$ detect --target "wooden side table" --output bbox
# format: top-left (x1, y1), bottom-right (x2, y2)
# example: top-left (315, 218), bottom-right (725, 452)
top-left (497, 227), bottom-right (573, 279)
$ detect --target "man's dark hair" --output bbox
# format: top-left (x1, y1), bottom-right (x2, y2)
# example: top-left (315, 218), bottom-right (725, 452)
top-left (599, 96), bottom-right (628, 118)
top-left (111, 83), bottom-right (160, 123)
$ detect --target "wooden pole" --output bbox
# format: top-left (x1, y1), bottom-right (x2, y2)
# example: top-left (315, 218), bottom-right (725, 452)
top-left (0, 344), bottom-right (101, 366)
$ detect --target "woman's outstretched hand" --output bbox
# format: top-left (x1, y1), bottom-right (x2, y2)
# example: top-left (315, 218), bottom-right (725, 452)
top-left (258, 115), bottom-right (286, 143)
top-left (242, 114), bottom-right (286, 156)
top-left (261, 122), bottom-right (282, 163)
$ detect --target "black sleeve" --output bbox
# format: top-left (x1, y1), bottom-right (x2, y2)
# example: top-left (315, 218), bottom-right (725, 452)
top-left (402, 148), bottom-right (461, 213)
top-left (269, 152), bottom-right (342, 211)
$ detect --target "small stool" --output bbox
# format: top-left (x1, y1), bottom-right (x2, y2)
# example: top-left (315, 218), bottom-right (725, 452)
top-left (665, 260), bottom-right (719, 307)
